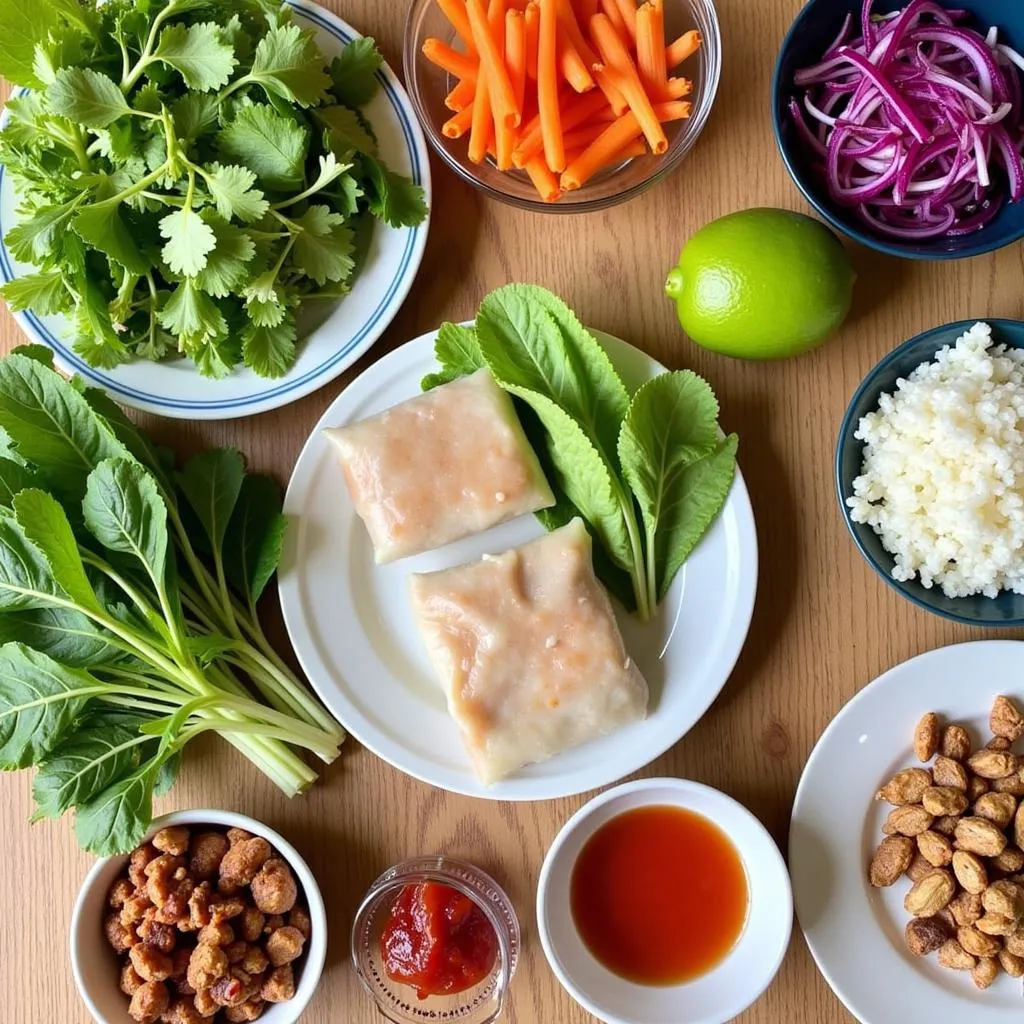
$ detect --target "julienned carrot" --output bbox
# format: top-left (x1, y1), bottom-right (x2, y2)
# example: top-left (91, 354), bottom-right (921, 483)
top-left (556, 0), bottom-right (598, 66)
top-left (652, 99), bottom-right (692, 121)
top-left (593, 64), bottom-right (628, 115)
top-left (559, 36), bottom-right (595, 92)
top-left (525, 155), bottom-right (561, 201)
top-left (423, 39), bottom-right (479, 81)
top-left (468, 65), bottom-right (493, 162)
top-left (561, 121), bottom-right (611, 151)
top-left (575, 0), bottom-right (600, 21)
top-left (614, 0), bottom-right (638, 41)
top-left (561, 112), bottom-right (643, 189)
top-left (636, 2), bottom-right (668, 98)
top-left (664, 77), bottom-right (693, 99)
top-left (598, 0), bottom-right (626, 36)
top-left (446, 77), bottom-right (478, 111)
top-left (666, 29), bottom-right (702, 68)
top-left (437, 0), bottom-right (478, 54)
top-left (590, 14), bottom-right (667, 153)
top-left (524, 2), bottom-right (540, 79)
top-left (537, 0), bottom-right (564, 172)
top-left (566, 135), bottom-right (646, 178)
top-left (512, 87), bottom-right (611, 166)
top-left (492, 0), bottom-right (516, 171)
top-left (506, 9), bottom-right (528, 109)
top-left (466, 0), bottom-right (522, 127)
top-left (443, 105), bottom-right (476, 137)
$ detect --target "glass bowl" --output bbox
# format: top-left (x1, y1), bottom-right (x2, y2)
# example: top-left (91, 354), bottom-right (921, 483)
top-left (351, 856), bottom-right (520, 1024)
top-left (403, 0), bottom-right (722, 212)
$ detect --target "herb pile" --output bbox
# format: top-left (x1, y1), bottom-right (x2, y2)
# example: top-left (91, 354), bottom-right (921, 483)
top-left (0, 348), bottom-right (343, 855)
top-left (424, 284), bottom-right (738, 621)
top-left (0, 0), bottom-right (427, 378)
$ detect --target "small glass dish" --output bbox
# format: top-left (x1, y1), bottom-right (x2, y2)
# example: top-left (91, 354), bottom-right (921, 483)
top-left (402, 0), bottom-right (722, 213)
top-left (351, 856), bottom-right (520, 1024)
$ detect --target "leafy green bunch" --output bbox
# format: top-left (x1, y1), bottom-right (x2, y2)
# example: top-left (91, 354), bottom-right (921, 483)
top-left (0, 0), bottom-right (427, 378)
top-left (424, 285), bottom-right (739, 621)
top-left (0, 347), bottom-right (343, 855)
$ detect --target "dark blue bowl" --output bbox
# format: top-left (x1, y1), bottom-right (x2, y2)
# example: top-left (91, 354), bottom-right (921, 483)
top-left (836, 319), bottom-right (1024, 626)
top-left (772, 0), bottom-right (1024, 260)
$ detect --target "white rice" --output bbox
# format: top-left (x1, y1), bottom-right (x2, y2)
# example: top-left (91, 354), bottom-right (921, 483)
top-left (847, 322), bottom-right (1024, 599)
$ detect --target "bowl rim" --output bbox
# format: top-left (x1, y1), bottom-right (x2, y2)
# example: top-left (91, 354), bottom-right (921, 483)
top-left (769, 0), bottom-right (1024, 261)
top-left (69, 808), bottom-right (328, 1024)
top-left (534, 777), bottom-right (793, 1024)
top-left (403, 0), bottom-right (723, 214)
top-left (834, 316), bottom-right (1024, 626)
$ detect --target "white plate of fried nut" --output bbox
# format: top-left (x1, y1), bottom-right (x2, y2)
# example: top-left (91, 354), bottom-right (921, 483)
top-left (790, 640), bottom-right (1024, 1024)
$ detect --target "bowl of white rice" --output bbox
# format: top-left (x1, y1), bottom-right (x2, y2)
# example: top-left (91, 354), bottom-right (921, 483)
top-left (837, 319), bottom-right (1024, 626)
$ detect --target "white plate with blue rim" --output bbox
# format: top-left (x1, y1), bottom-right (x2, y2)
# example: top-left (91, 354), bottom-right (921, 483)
top-left (278, 326), bottom-right (759, 801)
top-left (0, 0), bottom-right (430, 420)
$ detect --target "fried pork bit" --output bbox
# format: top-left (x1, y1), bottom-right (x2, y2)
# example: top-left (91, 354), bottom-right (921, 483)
top-left (265, 926), bottom-right (305, 967)
top-left (146, 855), bottom-right (186, 908)
top-left (162, 997), bottom-right (205, 1024)
top-left (240, 944), bottom-right (269, 977)
top-left (137, 909), bottom-right (177, 953)
top-left (288, 905), bottom-right (311, 941)
top-left (130, 844), bottom-right (159, 889)
top-left (120, 963), bottom-right (144, 996)
top-left (190, 833), bottom-right (230, 881)
top-left (121, 893), bottom-right (153, 928)
top-left (251, 860), bottom-right (297, 915)
top-left (261, 965), bottom-right (295, 1003)
top-left (225, 998), bottom-right (265, 1022)
top-left (130, 943), bottom-right (174, 983)
top-left (109, 877), bottom-right (135, 909)
top-left (197, 921), bottom-right (235, 947)
top-left (189, 882), bottom-right (214, 931)
top-left (193, 988), bottom-right (218, 1018)
top-left (219, 839), bottom-right (272, 892)
top-left (224, 939), bottom-right (248, 964)
top-left (186, 942), bottom-right (229, 992)
top-left (210, 968), bottom-right (255, 1008)
top-left (262, 915), bottom-right (284, 935)
top-left (152, 827), bottom-right (191, 857)
top-left (239, 907), bottom-right (265, 943)
top-left (127, 980), bottom-right (169, 1023)
top-left (105, 913), bottom-right (137, 953)
top-left (210, 899), bottom-right (246, 922)
top-left (226, 828), bottom-right (253, 846)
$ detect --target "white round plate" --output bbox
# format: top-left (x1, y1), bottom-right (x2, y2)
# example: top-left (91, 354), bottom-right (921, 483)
top-left (0, 0), bottom-right (430, 420)
top-left (537, 779), bottom-right (792, 1024)
top-left (790, 640), bottom-right (1024, 1024)
top-left (279, 327), bottom-right (758, 800)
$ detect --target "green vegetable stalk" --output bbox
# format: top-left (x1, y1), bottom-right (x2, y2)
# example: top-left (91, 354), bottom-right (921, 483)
top-left (0, 349), bottom-right (343, 855)
top-left (423, 285), bottom-right (739, 620)
top-left (0, 0), bottom-right (427, 379)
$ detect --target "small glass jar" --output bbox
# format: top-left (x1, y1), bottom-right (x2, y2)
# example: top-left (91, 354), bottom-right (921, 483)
top-left (351, 856), bottom-right (520, 1024)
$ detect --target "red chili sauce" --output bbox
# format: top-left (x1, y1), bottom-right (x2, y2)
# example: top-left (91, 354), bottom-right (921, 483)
top-left (570, 805), bottom-right (749, 985)
top-left (381, 881), bottom-right (498, 998)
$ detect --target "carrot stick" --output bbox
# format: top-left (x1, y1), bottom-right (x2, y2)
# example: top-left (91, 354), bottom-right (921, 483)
top-left (615, 0), bottom-right (638, 42)
top-left (592, 64), bottom-right (628, 114)
top-left (468, 65), bottom-right (493, 162)
top-left (567, 135), bottom-right (646, 179)
top-left (575, 0), bottom-right (600, 19)
top-left (512, 87), bottom-right (609, 166)
top-left (556, 0), bottom-right (599, 66)
top-left (491, 0), bottom-right (516, 171)
top-left (666, 29), bottom-right (701, 68)
top-left (598, 0), bottom-right (626, 36)
top-left (653, 99), bottom-right (692, 121)
top-left (443, 106), bottom-right (476, 137)
top-left (589, 14), bottom-right (667, 152)
top-left (561, 121), bottom-right (610, 151)
top-left (525, 155), bottom-right (561, 201)
top-left (437, 0), bottom-right (478, 54)
top-left (524, 2), bottom-right (540, 79)
top-left (466, 0), bottom-right (522, 127)
top-left (663, 76), bottom-right (692, 99)
top-left (422, 39), bottom-right (479, 81)
top-left (636, 2), bottom-right (667, 97)
top-left (506, 9), bottom-right (528, 109)
top-left (537, 0), bottom-right (564, 171)
top-left (446, 77), bottom-right (478, 110)
top-left (561, 112), bottom-right (644, 189)
top-left (559, 36), bottom-right (595, 92)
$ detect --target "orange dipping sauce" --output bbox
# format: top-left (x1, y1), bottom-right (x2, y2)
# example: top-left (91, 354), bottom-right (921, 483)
top-left (570, 805), bottom-right (749, 985)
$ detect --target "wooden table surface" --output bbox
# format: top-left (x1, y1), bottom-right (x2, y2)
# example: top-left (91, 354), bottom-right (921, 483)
top-left (2, 0), bottom-right (1024, 1021)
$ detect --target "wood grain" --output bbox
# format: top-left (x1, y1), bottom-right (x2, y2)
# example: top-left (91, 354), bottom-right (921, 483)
top-left (2, 1), bottom-right (1023, 1021)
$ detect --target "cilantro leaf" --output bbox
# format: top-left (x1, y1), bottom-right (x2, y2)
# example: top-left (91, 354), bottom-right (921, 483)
top-left (204, 163), bottom-right (269, 222)
top-left (154, 21), bottom-right (238, 93)
top-left (246, 22), bottom-right (331, 108)
top-left (1, 272), bottom-right (69, 315)
top-left (216, 105), bottom-right (308, 191)
top-left (0, 0), bottom-right (68, 88)
top-left (194, 215), bottom-right (256, 298)
top-left (47, 68), bottom-right (130, 129)
top-left (361, 155), bottom-right (428, 228)
top-left (317, 104), bottom-right (376, 156)
top-left (329, 37), bottom-right (383, 108)
top-left (74, 280), bottom-right (131, 370)
top-left (159, 207), bottom-right (218, 278)
top-left (158, 279), bottom-right (226, 346)
top-left (246, 294), bottom-right (286, 327)
top-left (291, 205), bottom-right (354, 285)
top-left (171, 93), bottom-right (221, 140)
top-left (192, 336), bottom-right (236, 378)
top-left (72, 200), bottom-right (152, 275)
top-left (242, 309), bottom-right (296, 378)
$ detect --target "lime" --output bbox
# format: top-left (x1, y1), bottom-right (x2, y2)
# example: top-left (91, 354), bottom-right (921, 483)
top-left (665, 208), bottom-right (856, 360)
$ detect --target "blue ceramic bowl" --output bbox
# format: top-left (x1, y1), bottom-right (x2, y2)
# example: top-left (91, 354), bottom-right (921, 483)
top-left (772, 0), bottom-right (1024, 260)
top-left (836, 319), bottom-right (1024, 626)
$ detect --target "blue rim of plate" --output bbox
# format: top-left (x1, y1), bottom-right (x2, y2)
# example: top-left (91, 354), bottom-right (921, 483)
top-left (0, 0), bottom-right (429, 414)
top-left (834, 317), bottom-right (1024, 627)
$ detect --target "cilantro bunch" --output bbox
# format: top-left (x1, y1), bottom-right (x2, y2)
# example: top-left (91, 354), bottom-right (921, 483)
top-left (0, 0), bottom-right (427, 378)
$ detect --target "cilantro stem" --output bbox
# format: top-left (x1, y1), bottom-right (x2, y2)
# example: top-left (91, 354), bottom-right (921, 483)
top-left (121, 0), bottom-right (182, 93)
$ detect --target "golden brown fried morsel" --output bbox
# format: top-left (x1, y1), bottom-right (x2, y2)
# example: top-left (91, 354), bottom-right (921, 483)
top-left (146, 855), bottom-right (187, 908)
top-left (991, 695), bottom-right (1024, 742)
top-left (917, 830), bottom-right (953, 868)
top-left (120, 963), bottom-right (144, 996)
top-left (240, 944), bottom-right (269, 976)
top-left (226, 828), bottom-right (253, 846)
top-left (957, 925), bottom-right (1001, 958)
top-left (265, 926), bottom-right (305, 967)
top-left (1000, 949), bottom-right (1024, 977)
top-left (251, 860), bottom-right (297, 915)
top-left (153, 827), bottom-right (191, 857)
top-left (914, 713), bottom-right (940, 762)
top-left (288, 905), bottom-right (311, 941)
top-left (198, 921), bottom-right (235, 947)
top-left (869, 836), bottom-right (915, 887)
top-left (211, 899), bottom-right (246, 922)
top-left (210, 968), bottom-right (256, 1008)
top-left (130, 844), bottom-right (159, 889)
top-left (224, 998), bottom-right (265, 1022)
top-left (127, 979), bottom-right (169, 1023)
top-left (973, 792), bottom-right (1018, 830)
top-left (971, 956), bottom-right (999, 990)
top-left (137, 910), bottom-right (177, 953)
top-left (941, 725), bottom-right (972, 762)
top-left (952, 851), bottom-right (989, 895)
top-left (162, 998), bottom-right (205, 1024)
top-left (193, 988), bottom-right (218, 1018)
top-left (260, 965), bottom-right (294, 1003)
top-left (967, 750), bottom-right (1018, 780)
top-left (224, 940), bottom-right (248, 964)
top-left (876, 768), bottom-right (932, 806)
top-left (937, 939), bottom-right (976, 970)
top-left (109, 877), bottom-right (136, 909)
top-left (239, 908), bottom-right (265, 943)
top-left (950, 891), bottom-right (984, 927)
top-left (190, 833), bottom-right (230, 881)
top-left (122, 894), bottom-right (153, 928)
top-left (904, 917), bottom-right (949, 956)
top-left (189, 883), bottom-right (214, 931)
top-left (906, 853), bottom-right (934, 883)
top-left (1005, 929), bottom-right (1024, 956)
top-left (105, 913), bottom-right (137, 953)
top-left (969, 775), bottom-right (993, 800)
top-left (954, 817), bottom-right (1008, 857)
top-left (219, 839), bottom-right (272, 892)
top-left (992, 773), bottom-right (1024, 796)
top-left (922, 787), bottom-right (969, 817)
top-left (155, 880), bottom-right (194, 927)
top-left (130, 944), bottom-right (174, 983)
top-left (263, 915), bottom-right (284, 935)
top-left (932, 815), bottom-right (959, 836)
top-left (994, 847), bottom-right (1024, 874)
top-left (186, 943), bottom-right (229, 992)
top-left (932, 757), bottom-right (969, 791)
